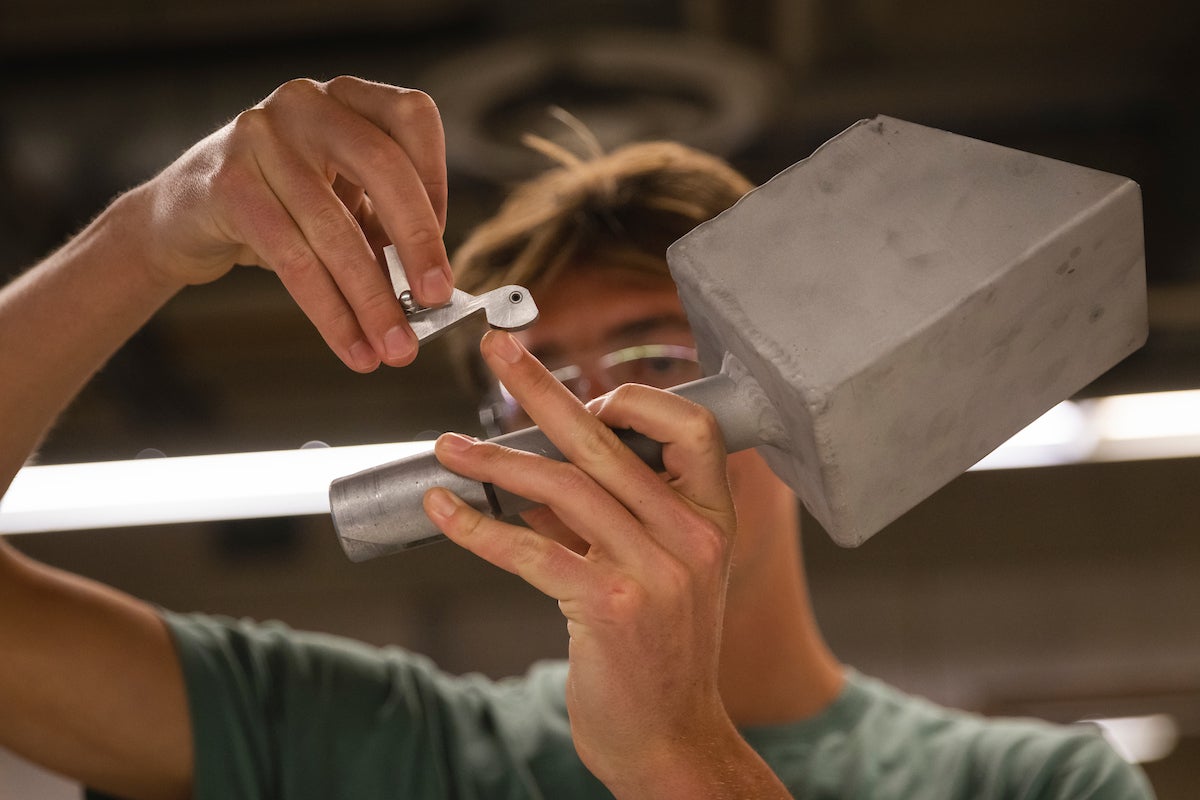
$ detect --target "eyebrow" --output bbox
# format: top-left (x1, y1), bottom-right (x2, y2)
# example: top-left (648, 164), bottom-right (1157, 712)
top-left (530, 313), bottom-right (692, 363)
top-left (610, 313), bottom-right (692, 342)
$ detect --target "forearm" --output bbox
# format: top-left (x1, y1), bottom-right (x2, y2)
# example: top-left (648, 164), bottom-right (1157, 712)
top-left (0, 185), bottom-right (191, 797)
top-left (0, 75), bottom-right (454, 799)
top-left (0, 183), bottom-right (182, 494)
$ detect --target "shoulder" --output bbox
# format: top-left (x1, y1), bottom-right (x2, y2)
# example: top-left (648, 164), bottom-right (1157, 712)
top-left (163, 610), bottom-right (438, 692)
top-left (162, 611), bottom-right (577, 737)
top-left (161, 612), bottom-right (586, 797)
top-left (850, 672), bottom-right (1155, 799)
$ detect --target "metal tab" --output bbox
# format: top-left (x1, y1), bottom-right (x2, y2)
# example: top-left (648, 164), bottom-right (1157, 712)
top-left (384, 245), bottom-right (538, 343)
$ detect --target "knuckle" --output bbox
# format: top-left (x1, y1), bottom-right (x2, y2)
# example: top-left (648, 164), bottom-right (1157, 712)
top-left (395, 88), bottom-right (439, 118)
top-left (403, 225), bottom-right (442, 249)
top-left (518, 359), bottom-right (571, 403)
top-left (507, 532), bottom-right (542, 572)
top-left (423, 177), bottom-right (448, 202)
top-left (229, 106), bottom-right (270, 139)
top-left (345, 127), bottom-right (395, 166)
top-left (594, 576), bottom-right (647, 624)
top-left (451, 504), bottom-right (484, 539)
top-left (606, 383), bottom-right (641, 407)
top-left (226, 107), bottom-right (280, 158)
top-left (468, 441), bottom-right (508, 472)
top-left (350, 280), bottom-right (401, 315)
top-left (680, 401), bottom-right (722, 446)
top-left (687, 516), bottom-right (730, 570)
top-left (272, 240), bottom-right (322, 281)
top-left (323, 74), bottom-right (359, 94)
top-left (550, 462), bottom-right (594, 497)
top-left (271, 77), bottom-right (322, 105)
top-left (572, 421), bottom-right (622, 465)
top-left (309, 203), bottom-right (359, 244)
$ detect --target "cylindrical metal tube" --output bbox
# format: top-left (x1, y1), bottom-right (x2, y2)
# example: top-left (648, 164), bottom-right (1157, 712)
top-left (329, 456), bottom-right (490, 562)
top-left (330, 360), bottom-right (779, 561)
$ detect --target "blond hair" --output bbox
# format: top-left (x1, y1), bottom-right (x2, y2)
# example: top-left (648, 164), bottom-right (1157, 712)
top-left (453, 132), bottom-right (753, 295)
top-left (449, 128), bottom-right (753, 400)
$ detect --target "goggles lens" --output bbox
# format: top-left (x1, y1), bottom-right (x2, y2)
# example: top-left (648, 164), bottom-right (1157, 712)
top-left (482, 343), bottom-right (702, 434)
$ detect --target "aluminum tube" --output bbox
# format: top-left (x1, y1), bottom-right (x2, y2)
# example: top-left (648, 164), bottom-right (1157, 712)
top-left (329, 360), bottom-right (779, 561)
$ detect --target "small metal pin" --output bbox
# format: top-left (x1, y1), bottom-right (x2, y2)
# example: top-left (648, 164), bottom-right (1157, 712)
top-left (385, 246), bottom-right (425, 313)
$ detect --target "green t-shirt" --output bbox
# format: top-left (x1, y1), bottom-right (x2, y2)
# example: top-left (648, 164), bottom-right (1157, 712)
top-left (94, 612), bottom-right (1155, 799)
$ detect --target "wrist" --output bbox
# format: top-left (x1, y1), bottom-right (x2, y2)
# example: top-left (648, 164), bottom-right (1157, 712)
top-left (49, 183), bottom-right (189, 302)
top-left (106, 183), bottom-right (191, 296)
top-left (604, 717), bottom-right (788, 800)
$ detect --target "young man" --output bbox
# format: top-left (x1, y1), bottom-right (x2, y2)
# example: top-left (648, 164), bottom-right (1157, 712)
top-left (0, 77), bottom-right (1152, 799)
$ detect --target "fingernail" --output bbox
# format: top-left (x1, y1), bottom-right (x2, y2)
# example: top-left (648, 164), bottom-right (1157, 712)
top-left (384, 325), bottom-right (415, 362)
top-left (489, 330), bottom-right (523, 364)
top-left (425, 488), bottom-right (461, 520)
top-left (349, 339), bottom-right (379, 371)
top-left (437, 432), bottom-right (476, 453)
top-left (421, 268), bottom-right (452, 305)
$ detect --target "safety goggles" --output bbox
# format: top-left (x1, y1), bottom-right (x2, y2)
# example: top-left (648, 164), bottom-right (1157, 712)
top-left (479, 343), bottom-right (702, 435)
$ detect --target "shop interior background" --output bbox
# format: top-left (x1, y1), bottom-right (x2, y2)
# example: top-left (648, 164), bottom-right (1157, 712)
top-left (1, 0), bottom-right (1198, 796)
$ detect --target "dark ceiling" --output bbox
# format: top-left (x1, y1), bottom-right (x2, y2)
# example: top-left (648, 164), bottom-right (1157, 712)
top-left (2, 0), bottom-right (1199, 465)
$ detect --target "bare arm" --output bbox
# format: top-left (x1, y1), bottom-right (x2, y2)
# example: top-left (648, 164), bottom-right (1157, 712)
top-left (0, 190), bottom-right (193, 799)
top-left (0, 538), bottom-right (191, 799)
top-left (0, 76), bottom-right (451, 800)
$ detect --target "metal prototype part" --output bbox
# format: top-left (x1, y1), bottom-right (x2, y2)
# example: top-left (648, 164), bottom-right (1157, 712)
top-left (385, 244), bottom-right (538, 343)
top-left (331, 116), bottom-right (1147, 560)
top-left (330, 355), bottom-right (776, 561)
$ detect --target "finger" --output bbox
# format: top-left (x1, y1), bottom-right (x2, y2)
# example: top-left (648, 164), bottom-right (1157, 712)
top-left (332, 173), bottom-right (366, 219)
top-left (349, 193), bottom-right (392, 261)
top-left (432, 433), bottom-right (655, 564)
top-left (586, 387), bottom-right (736, 563)
top-left (521, 506), bottom-right (591, 556)
top-left (336, 186), bottom-right (394, 287)
top-left (323, 77), bottom-right (448, 231)
top-left (222, 160), bottom-right (380, 373)
top-left (251, 136), bottom-right (419, 367)
top-left (587, 385), bottom-right (732, 517)
top-left (480, 330), bottom-right (681, 517)
top-left (300, 78), bottom-right (452, 308)
top-left (424, 487), bottom-right (588, 600)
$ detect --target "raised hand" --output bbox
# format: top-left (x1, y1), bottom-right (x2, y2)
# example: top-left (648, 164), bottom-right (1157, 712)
top-left (0, 77), bottom-right (455, 800)
top-left (140, 76), bottom-right (452, 371)
top-left (424, 331), bottom-right (789, 798)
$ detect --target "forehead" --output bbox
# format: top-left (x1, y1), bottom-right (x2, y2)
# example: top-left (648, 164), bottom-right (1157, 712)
top-left (519, 267), bottom-right (692, 360)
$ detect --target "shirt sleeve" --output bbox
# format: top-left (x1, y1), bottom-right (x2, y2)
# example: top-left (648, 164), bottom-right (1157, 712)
top-left (959, 715), bottom-right (1157, 800)
top-left (136, 611), bottom-right (549, 800)
top-left (1028, 728), bottom-right (1158, 800)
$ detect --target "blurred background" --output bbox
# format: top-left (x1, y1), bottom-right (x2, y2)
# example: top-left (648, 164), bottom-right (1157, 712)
top-left (2, 0), bottom-right (1199, 796)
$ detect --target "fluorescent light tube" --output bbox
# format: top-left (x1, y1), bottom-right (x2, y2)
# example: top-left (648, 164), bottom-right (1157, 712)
top-left (3, 387), bottom-right (1199, 534)
top-left (0, 441), bottom-right (431, 535)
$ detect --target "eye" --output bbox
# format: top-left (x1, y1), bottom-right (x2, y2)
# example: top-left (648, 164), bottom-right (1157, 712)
top-left (624, 356), bottom-right (702, 388)
top-left (643, 357), bottom-right (683, 376)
